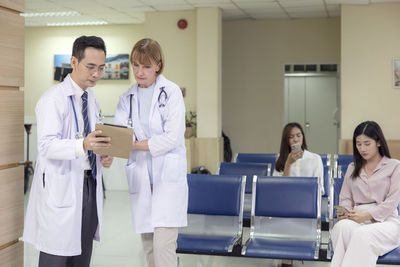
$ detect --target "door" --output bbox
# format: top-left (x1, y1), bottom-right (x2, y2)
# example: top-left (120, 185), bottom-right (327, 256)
top-left (284, 74), bottom-right (339, 154)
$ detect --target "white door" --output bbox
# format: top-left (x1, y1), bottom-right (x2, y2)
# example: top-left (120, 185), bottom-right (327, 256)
top-left (284, 74), bottom-right (339, 154)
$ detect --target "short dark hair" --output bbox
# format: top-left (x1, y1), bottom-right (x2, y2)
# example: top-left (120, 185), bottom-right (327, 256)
top-left (72, 36), bottom-right (106, 62)
top-left (275, 122), bottom-right (308, 172)
top-left (351, 121), bottom-right (390, 178)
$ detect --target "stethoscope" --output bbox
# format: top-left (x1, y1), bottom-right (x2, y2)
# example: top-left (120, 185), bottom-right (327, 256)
top-left (127, 86), bottom-right (167, 127)
top-left (70, 95), bottom-right (83, 139)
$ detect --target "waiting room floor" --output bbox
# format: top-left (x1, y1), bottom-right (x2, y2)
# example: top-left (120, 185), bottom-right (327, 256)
top-left (23, 191), bottom-right (397, 267)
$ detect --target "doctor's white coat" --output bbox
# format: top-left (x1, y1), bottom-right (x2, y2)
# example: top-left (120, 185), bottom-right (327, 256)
top-left (114, 74), bottom-right (188, 233)
top-left (23, 75), bottom-right (104, 256)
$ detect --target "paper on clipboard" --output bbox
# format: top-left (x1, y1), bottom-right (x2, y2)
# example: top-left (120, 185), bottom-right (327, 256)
top-left (93, 123), bottom-right (134, 159)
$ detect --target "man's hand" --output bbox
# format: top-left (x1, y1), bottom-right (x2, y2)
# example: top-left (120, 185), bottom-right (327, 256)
top-left (101, 155), bottom-right (113, 168)
top-left (83, 130), bottom-right (111, 151)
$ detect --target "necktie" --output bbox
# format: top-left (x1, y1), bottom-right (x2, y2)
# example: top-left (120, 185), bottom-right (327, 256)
top-left (82, 91), bottom-right (97, 178)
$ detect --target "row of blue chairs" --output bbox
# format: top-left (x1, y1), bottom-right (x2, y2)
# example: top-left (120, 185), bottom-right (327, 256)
top-left (231, 153), bottom-right (354, 223)
top-left (178, 172), bottom-right (400, 264)
top-left (177, 174), bottom-right (322, 261)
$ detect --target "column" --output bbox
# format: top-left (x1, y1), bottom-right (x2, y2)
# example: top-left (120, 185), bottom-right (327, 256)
top-left (196, 7), bottom-right (223, 173)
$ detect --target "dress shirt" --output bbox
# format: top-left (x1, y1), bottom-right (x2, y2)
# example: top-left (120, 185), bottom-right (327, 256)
top-left (70, 78), bottom-right (91, 170)
top-left (273, 149), bottom-right (324, 195)
top-left (339, 156), bottom-right (400, 222)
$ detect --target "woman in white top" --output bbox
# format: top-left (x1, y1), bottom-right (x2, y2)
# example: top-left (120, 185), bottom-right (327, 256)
top-left (273, 122), bottom-right (324, 267)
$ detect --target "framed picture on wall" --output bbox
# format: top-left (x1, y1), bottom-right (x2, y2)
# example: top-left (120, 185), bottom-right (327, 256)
top-left (394, 58), bottom-right (400, 88)
top-left (53, 54), bottom-right (130, 81)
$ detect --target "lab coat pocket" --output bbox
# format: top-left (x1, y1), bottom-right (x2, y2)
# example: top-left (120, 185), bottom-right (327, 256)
top-left (125, 161), bottom-right (140, 194)
top-left (49, 172), bottom-right (74, 208)
top-left (161, 154), bottom-right (186, 183)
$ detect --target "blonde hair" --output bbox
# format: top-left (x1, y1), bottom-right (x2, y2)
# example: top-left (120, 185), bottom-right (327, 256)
top-left (130, 38), bottom-right (164, 75)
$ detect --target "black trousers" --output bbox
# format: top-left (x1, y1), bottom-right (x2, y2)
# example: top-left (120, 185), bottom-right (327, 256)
top-left (39, 171), bottom-right (98, 267)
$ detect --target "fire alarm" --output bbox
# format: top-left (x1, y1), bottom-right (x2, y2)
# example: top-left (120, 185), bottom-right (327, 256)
top-left (177, 19), bottom-right (188, 29)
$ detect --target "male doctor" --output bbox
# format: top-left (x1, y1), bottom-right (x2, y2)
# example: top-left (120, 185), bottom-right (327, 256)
top-left (23, 36), bottom-right (113, 267)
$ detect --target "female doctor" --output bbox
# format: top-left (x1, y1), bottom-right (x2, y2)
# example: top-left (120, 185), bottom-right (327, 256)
top-left (114, 38), bottom-right (188, 267)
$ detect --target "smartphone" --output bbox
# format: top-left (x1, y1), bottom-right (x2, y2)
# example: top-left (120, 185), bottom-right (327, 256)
top-left (334, 205), bottom-right (349, 215)
top-left (291, 143), bottom-right (302, 153)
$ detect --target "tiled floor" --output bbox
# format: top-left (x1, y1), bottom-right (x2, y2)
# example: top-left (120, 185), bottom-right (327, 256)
top-left (23, 191), bottom-right (397, 267)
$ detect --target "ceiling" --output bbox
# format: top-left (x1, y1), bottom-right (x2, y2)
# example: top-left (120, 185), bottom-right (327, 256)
top-left (24, 0), bottom-right (400, 27)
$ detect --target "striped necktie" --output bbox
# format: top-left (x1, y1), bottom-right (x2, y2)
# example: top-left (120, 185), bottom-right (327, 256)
top-left (82, 91), bottom-right (97, 178)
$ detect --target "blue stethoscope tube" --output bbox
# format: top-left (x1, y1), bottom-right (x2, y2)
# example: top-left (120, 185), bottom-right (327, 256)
top-left (70, 95), bottom-right (83, 139)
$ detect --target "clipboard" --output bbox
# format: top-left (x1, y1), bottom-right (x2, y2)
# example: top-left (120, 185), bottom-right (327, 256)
top-left (93, 123), bottom-right (134, 159)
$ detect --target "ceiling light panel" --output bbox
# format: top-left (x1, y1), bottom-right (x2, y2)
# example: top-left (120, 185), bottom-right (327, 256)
top-left (285, 6), bottom-right (327, 12)
top-left (190, 2), bottom-right (236, 8)
top-left (324, 0), bottom-right (341, 3)
top-left (338, 0), bottom-right (369, 4)
top-left (140, 0), bottom-right (188, 4)
top-left (250, 13), bottom-right (289, 19)
top-left (113, 6), bottom-right (156, 12)
top-left (234, 1), bottom-right (280, 9)
top-left (105, 17), bottom-right (143, 24)
top-left (151, 4), bottom-right (193, 11)
top-left (186, 0), bottom-right (231, 4)
top-left (94, 0), bottom-right (145, 6)
top-left (232, 0), bottom-right (276, 3)
top-left (278, 0), bottom-right (325, 7)
top-left (288, 9), bottom-right (328, 16)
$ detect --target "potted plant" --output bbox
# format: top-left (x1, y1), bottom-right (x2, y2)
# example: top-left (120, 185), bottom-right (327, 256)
top-left (185, 111), bottom-right (197, 138)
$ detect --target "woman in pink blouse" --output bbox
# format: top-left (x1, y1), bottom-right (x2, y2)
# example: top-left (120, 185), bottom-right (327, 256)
top-left (331, 121), bottom-right (400, 267)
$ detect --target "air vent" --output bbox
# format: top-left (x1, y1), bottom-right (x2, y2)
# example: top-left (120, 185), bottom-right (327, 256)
top-left (284, 63), bottom-right (338, 73)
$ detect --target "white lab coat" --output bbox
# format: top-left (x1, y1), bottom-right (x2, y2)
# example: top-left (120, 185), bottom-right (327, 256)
top-left (114, 74), bottom-right (188, 234)
top-left (23, 75), bottom-right (104, 256)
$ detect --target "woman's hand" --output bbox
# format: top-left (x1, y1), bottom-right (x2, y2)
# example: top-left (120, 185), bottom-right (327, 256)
top-left (286, 150), bottom-right (303, 165)
top-left (348, 210), bottom-right (372, 223)
top-left (337, 212), bottom-right (349, 221)
top-left (100, 155), bottom-right (113, 168)
top-left (283, 150), bottom-right (303, 176)
top-left (132, 140), bottom-right (149, 151)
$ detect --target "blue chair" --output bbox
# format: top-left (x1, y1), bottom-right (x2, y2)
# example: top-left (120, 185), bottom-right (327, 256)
top-left (235, 153), bottom-right (277, 172)
top-left (321, 165), bottom-right (331, 222)
top-left (319, 153), bottom-right (331, 167)
top-left (242, 176), bottom-right (321, 260)
top-left (177, 174), bottom-right (245, 253)
top-left (333, 154), bottom-right (353, 178)
top-left (218, 162), bottom-right (270, 220)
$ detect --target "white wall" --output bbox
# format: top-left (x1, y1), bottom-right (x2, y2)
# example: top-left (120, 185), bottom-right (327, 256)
top-left (145, 10), bottom-right (197, 113)
top-left (341, 3), bottom-right (400, 139)
top-left (222, 18), bottom-right (341, 155)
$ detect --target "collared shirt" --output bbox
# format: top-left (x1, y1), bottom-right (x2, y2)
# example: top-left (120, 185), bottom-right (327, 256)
top-left (273, 149), bottom-right (325, 195)
top-left (339, 156), bottom-right (400, 222)
top-left (70, 78), bottom-right (91, 170)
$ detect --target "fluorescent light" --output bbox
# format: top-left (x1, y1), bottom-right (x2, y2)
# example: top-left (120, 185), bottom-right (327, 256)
top-left (47, 21), bottom-right (108, 26)
top-left (21, 11), bottom-right (81, 17)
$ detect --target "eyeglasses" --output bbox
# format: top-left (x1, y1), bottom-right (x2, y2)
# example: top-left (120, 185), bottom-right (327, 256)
top-left (83, 64), bottom-right (105, 74)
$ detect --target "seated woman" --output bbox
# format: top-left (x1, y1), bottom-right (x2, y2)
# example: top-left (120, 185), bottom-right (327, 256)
top-left (331, 121), bottom-right (400, 267)
top-left (273, 122), bottom-right (324, 267)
